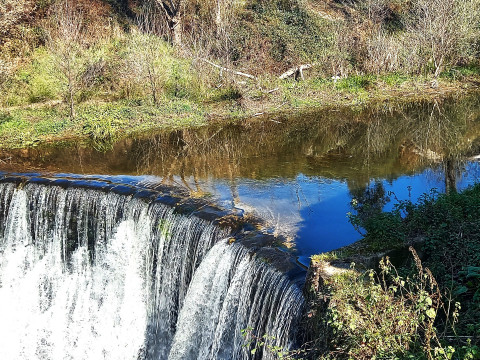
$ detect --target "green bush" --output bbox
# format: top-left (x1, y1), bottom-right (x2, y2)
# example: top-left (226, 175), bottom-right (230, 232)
top-left (122, 33), bottom-right (206, 104)
top-left (326, 252), bottom-right (458, 360)
top-left (349, 183), bottom-right (480, 347)
top-left (440, 64), bottom-right (480, 81)
top-left (164, 59), bottom-right (206, 101)
top-left (209, 85), bottom-right (243, 102)
top-left (78, 104), bottom-right (130, 150)
top-left (382, 73), bottom-right (409, 86)
top-left (28, 49), bottom-right (61, 102)
top-left (230, 1), bottom-right (335, 70)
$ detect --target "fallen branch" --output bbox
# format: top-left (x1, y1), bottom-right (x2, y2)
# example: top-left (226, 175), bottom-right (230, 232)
top-left (266, 87), bottom-right (279, 94)
top-left (279, 63), bottom-right (315, 80)
top-left (200, 59), bottom-right (256, 80)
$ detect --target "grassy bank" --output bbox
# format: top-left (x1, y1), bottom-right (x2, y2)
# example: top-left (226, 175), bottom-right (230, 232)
top-left (1, 64), bottom-right (479, 150)
top-left (0, 0), bottom-right (479, 149)
top-left (237, 65), bottom-right (480, 114)
top-left (0, 98), bottom-right (207, 149)
top-left (306, 184), bottom-right (480, 359)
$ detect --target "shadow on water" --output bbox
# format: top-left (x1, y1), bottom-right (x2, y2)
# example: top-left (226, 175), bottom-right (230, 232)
top-left (3, 92), bottom-right (480, 259)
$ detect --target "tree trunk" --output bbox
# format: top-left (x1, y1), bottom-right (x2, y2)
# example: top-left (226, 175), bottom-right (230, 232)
top-left (445, 157), bottom-right (457, 193)
top-left (215, 0), bottom-right (222, 36)
top-left (156, 0), bottom-right (182, 45)
top-left (172, 15), bottom-right (182, 45)
top-left (147, 67), bottom-right (158, 105)
top-left (69, 90), bottom-right (75, 119)
top-left (279, 64), bottom-right (315, 80)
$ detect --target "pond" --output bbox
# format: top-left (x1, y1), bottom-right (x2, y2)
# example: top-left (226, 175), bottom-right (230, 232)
top-left (3, 93), bottom-right (480, 265)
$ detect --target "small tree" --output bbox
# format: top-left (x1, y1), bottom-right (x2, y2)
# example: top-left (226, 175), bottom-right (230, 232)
top-left (126, 29), bottom-right (170, 105)
top-left (46, 0), bottom-right (85, 119)
top-left (407, 0), bottom-right (480, 77)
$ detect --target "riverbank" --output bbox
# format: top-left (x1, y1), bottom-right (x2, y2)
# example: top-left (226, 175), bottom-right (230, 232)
top-left (306, 183), bottom-right (480, 359)
top-left (2, 0), bottom-right (479, 150)
top-left (1, 70), bottom-right (479, 150)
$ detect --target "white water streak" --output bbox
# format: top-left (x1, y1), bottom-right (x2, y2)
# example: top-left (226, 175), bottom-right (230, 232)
top-left (170, 242), bottom-right (305, 360)
top-left (0, 189), bottom-right (149, 359)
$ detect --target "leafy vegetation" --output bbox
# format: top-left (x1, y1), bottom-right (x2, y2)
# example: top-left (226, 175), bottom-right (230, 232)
top-left (0, 99), bottom-right (206, 149)
top-left (307, 183), bottom-right (480, 359)
top-left (326, 251), bottom-right (462, 360)
top-left (247, 247), bottom-right (479, 359)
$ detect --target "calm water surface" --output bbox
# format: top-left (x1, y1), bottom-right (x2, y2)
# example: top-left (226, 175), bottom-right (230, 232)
top-left (3, 94), bottom-right (480, 265)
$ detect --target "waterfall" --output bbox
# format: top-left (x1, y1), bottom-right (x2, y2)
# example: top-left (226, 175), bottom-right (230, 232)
top-left (0, 179), bottom-right (305, 360)
top-left (169, 242), bottom-right (305, 360)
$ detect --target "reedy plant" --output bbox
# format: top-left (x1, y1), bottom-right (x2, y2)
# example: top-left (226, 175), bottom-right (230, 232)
top-left (326, 248), bottom-right (460, 360)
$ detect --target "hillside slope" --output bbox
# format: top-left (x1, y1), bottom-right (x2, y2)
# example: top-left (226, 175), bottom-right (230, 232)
top-left (0, 0), bottom-right (478, 149)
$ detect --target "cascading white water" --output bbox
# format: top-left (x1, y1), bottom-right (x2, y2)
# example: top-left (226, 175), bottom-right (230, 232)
top-left (169, 241), bottom-right (305, 360)
top-left (0, 180), bottom-right (304, 360)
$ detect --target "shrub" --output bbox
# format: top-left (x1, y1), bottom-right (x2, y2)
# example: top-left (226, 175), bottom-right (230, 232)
top-left (208, 85), bottom-right (242, 102)
top-left (349, 183), bottom-right (480, 346)
top-left (0, 47), bottom-right (61, 106)
top-left (326, 250), bottom-right (458, 360)
top-left (27, 48), bottom-right (62, 103)
top-left (123, 32), bottom-right (205, 104)
top-left (78, 104), bottom-right (129, 151)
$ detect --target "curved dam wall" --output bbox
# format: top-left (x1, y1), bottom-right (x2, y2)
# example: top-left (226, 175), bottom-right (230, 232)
top-left (0, 174), bottom-right (305, 360)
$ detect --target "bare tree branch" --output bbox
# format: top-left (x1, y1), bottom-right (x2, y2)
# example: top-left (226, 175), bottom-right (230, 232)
top-left (200, 58), bottom-right (256, 80)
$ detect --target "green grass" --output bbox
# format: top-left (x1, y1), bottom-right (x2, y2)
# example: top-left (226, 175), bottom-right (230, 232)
top-left (0, 107), bottom-right (65, 148)
top-left (440, 64), bottom-right (480, 81)
top-left (0, 99), bottom-right (207, 149)
top-left (208, 86), bottom-right (243, 102)
top-left (335, 75), bottom-right (374, 92)
top-left (380, 73), bottom-right (409, 86)
top-left (1, 48), bottom-right (62, 107)
top-left (311, 252), bottom-right (340, 264)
